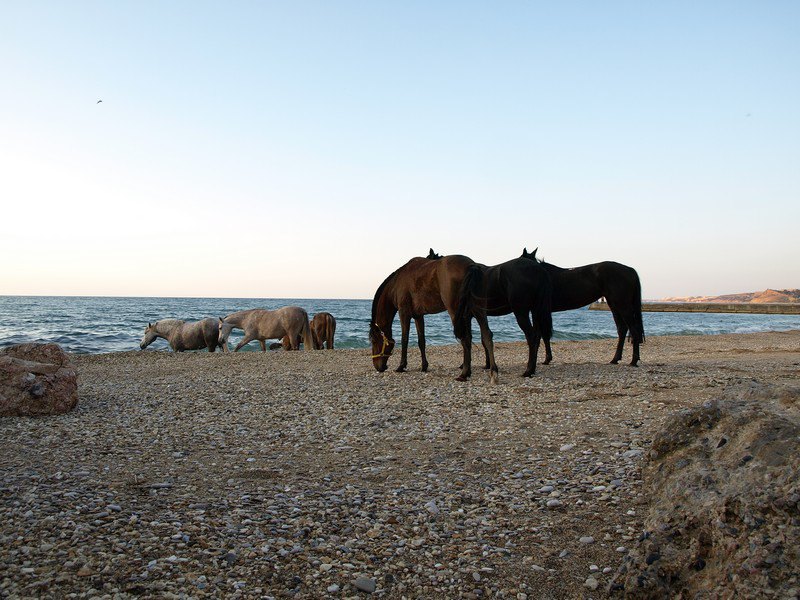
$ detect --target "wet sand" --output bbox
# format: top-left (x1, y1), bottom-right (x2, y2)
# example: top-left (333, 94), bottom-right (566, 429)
top-left (1, 331), bottom-right (798, 598)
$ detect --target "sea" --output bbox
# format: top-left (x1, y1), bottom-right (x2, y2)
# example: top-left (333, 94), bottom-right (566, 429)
top-left (0, 296), bottom-right (798, 354)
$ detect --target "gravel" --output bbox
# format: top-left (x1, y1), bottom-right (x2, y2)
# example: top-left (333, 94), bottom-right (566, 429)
top-left (2, 331), bottom-right (798, 599)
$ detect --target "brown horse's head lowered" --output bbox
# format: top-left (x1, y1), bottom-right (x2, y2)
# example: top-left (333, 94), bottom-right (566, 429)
top-left (369, 321), bottom-right (395, 372)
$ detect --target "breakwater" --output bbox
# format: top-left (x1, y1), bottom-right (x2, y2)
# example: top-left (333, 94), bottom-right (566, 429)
top-left (590, 302), bottom-right (800, 315)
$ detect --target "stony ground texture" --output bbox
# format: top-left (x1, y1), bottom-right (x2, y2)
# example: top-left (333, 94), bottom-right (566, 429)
top-left (1, 331), bottom-right (799, 599)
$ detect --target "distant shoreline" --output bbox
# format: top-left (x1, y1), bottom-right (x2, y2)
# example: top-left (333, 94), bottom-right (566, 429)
top-left (591, 302), bottom-right (800, 315)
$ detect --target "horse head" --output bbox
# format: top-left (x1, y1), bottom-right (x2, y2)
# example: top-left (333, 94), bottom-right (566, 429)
top-left (218, 317), bottom-right (235, 346)
top-left (140, 322), bottom-right (158, 349)
top-left (369, 322), bottom-right (395, 372)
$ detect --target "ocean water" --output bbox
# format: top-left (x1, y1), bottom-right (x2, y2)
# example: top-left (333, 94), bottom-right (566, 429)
top-left (0, 296), bottom-right (798, 354)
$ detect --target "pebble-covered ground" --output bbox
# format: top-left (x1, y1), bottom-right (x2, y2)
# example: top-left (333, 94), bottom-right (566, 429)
top-left (2, 331), bottom-right (799, 599)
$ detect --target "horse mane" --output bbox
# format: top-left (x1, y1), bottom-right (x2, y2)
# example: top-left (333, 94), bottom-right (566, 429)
top-left (370, 266), bottom-right (404, 340)
top-left (155, 319), bottom-right (183, 330)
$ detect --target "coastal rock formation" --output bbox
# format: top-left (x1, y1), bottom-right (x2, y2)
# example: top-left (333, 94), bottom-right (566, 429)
top-left (0, 343), bottom-right (78, 416)
top-left (661, 288), bottom-right (800, 304)
top-left (611, 382), bottom-right (800, 597)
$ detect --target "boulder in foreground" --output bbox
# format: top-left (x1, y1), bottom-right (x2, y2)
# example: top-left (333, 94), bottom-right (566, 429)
top-left (612, 382), bottom-right (800, 597)
top-left (0, 343), bottom-right (78, 416)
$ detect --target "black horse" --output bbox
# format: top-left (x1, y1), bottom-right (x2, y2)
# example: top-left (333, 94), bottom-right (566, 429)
top-left (454, 257), bottom-right (552, 380)
top-left (521, 248), bottom-right (644, 366)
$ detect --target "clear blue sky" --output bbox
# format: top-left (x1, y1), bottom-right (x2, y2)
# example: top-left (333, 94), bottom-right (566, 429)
top-left (2, 1), bottom-right (798, 298)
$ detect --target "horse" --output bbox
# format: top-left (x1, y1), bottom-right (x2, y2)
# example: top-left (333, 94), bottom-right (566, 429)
top-left (140, 318), bottom-right (226, 352)
top-left (278, 312), bottom-right (336, 350)
top-left (455, 257), bottom-right (553, 379)
top-left (310, 312), bottom-right (336, 349)
top-left (521, 248), bottom-right (644, 366)
top-left (218, 307), bottom-right (314, 352)
top-left (369, 254), bottom-right (496, 380)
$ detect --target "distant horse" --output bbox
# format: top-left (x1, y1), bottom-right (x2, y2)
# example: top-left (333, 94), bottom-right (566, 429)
top-left (521, 248), bottom-right (644, 366)
top-left (279, 312), bottom-right (336, 350)
top-left (218, 307), bottom-right (314, 352)
top-left (140, 318), bottom-right (226, 352)
top-left (310, 312), bottom-right (336, 349)
top-left (370, 254), bottom-right (495, 380)
top-left (455, 257), bottom-right (553, 379)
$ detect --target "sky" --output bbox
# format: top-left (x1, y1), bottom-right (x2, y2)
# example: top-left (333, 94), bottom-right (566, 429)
top-left (1, 1), bottom-right (798, 299)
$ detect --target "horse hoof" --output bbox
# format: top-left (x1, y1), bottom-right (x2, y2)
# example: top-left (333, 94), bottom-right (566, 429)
top-left (610, 359), bottom-right (620, 365)
top-left (395, 366), bottom-right (407, 373)
top-left (421, 366), bottom-right (428, 373)
top-left (455, 375), bottom-right (468, 382)
top-left (522, 371), bottom-right (534, 378)
top-left (489, 371), bottom-right (499, 385)
top-left (629, 362), bottom-right (639, 367)
top-left (543, 359), bottom-right (552, 365)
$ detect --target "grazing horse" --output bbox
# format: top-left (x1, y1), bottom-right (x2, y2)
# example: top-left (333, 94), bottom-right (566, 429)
top-left (370, 254), bottom-right (495, 380)
top-left (140, 318), bottom-right (226, 352)
top-left (218, 307), bottom-right (314, 352)
top-left (279, 312), bottom-right (337, 350)
top-left (521, 248), bottom-right (644, 366)
top-left (455, 257), bottom-right (553, 379)
top-left (310, 312), bottom-right (336, 349)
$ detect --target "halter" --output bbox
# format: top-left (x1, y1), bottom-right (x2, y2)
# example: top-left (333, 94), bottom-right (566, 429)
top-left (371, 326), bottom-right (392, 359)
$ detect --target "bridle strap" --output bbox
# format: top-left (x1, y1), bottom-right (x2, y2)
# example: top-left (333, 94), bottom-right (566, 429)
top-left (371, 328), bottom-right (391, 359)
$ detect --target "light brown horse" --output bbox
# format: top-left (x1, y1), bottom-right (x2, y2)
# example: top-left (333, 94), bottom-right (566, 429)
top-left (218, 307), bottom-right (314, 352)
top-left (370, 254), bottom-right (494, 380)
top-left (140, 318), bottom-right (226, 352)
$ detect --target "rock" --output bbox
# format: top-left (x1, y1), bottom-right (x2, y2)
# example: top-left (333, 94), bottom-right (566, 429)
top-left (559, 443), bottom-right (575, 452)
top-left (584, 577), bottom-right (598, 590)
top-left (612, 383), bottom-right (800, 598)
top-left (0, 343), bottom-right (78, 416)
top-left (546, 499), bottom-right (562, 508)
top-left (353, 576), bottom-right (376, 593)
top-left (579, 536), bottom-right (594, 545)
top-left (327, 584), bottom-right (340, 593)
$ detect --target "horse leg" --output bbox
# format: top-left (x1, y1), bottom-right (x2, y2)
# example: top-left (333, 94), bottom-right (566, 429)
top-left (414, 317), bottom-right (429, 372)
top-left (259, 339), bottom-right (267, 352)
top-left (542, 336), bottom-right (553, 365)
top-left (234, 333), bottom-right (254, 352)
top-left (475, 312), bottom-right (498, 381)
top-left (610, 311), bottom-right (628, 364)
top-left (514, 310), bottom-right (538, 377)
top-left (396, 312), bottom-right (411, 372)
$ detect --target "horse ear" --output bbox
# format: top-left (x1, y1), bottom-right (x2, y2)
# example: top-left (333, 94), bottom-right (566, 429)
top-left (532, 247), bottom-right (538, 259)
top-left (148, 322), bottom-right (152, 328)
top-left (522, 247), bottom-right (528, 257)
top-left (219, 317), bottom-right (224, 323)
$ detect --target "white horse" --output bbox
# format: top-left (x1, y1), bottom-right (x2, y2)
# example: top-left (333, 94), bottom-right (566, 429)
top-left (218, 306), bottom-right (315, 352)
top-left (140, 318), bottom-right (227, 352)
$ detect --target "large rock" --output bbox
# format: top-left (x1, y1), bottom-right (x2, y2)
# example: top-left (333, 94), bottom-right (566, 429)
top-left (0, 343), bottom-right (78, 416)
top-left (612, 382), bottom-right (800, 598)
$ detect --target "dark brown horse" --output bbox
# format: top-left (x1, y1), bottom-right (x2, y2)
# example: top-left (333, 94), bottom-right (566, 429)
top-left (521, 248), bottom-right (644, 366)
top-left (369, 254), bottom-right (494, 380)
top-left (455, 257), bottom-right (553, 379)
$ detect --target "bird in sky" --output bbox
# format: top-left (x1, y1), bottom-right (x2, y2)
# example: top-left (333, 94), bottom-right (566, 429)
top-left (97, 100), bottom-right (103, 104)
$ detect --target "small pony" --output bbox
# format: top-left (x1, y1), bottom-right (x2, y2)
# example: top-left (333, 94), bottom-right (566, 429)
top-left (218, 306), bottom-right (314, 352)
top-left (140, 318), bottom-right (226, 352)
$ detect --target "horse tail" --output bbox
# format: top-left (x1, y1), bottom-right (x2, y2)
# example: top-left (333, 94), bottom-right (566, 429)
top-left (302, 312), bottom-right (315, 351)
top-left (454, 265), bottom-right (482, 340)
top-left (327, 314), bottom-right (336, 349)
top-left (630, 272), bottom-right (645, 344)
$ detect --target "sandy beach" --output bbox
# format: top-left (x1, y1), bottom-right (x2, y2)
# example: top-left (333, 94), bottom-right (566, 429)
top-left (1, 331), bottom-right (799, 599)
